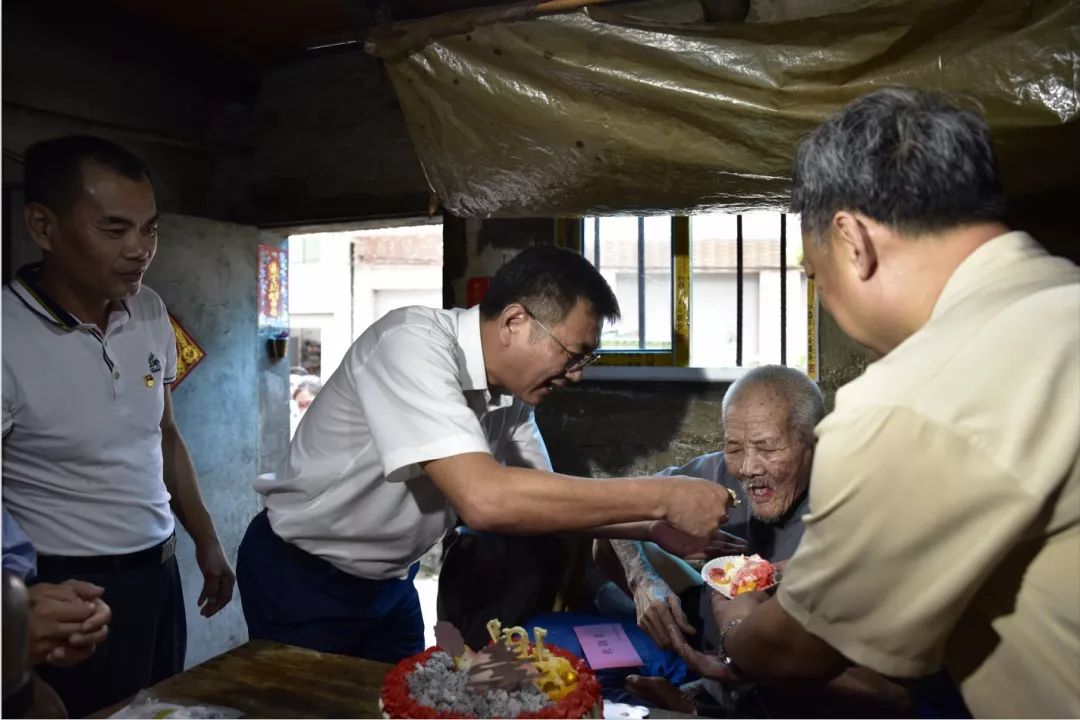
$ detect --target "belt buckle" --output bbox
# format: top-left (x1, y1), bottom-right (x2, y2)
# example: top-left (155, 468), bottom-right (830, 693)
top-left (160, 534), bottom-right (177, 564)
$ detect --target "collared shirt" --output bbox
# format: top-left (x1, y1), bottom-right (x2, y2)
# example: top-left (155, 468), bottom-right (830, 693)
top-left (257, 305), bottom-right (552, 580)
top-left (2, 265), bottom-right (176, 556)
top-left (2, 506), bottom-right (37, 581)
top-left (778, 232), bottom-right (1080, 718)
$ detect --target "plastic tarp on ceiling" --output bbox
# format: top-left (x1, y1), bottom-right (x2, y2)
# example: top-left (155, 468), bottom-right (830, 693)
top-left (382, 0), bottom-right (1079, 217)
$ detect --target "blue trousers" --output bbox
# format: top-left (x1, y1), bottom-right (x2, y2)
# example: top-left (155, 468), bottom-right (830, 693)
top-left (236, 510), bottom-right (423, 663)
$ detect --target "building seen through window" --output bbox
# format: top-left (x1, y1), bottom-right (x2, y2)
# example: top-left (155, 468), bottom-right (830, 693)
top-left (581, 212), bottom-right (808, 370)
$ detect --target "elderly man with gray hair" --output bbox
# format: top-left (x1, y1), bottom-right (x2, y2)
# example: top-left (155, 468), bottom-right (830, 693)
top-left (595, 364), bottom-right (823, 654)
top-left (595, 365), bottom-right (915, 716)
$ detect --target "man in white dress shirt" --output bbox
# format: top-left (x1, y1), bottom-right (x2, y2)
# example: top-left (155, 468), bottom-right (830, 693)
top-left (237, 245), bottom-right (737, 662)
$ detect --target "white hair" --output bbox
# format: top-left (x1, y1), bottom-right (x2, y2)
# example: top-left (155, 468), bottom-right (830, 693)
top-left (722, 365), bottom-right (825, 445)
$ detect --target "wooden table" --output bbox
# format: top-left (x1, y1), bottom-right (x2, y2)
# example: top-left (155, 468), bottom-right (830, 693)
top-left (92, 640), bottom-right (698, 719)
top-left (93, 640), bottom-right (392, 718)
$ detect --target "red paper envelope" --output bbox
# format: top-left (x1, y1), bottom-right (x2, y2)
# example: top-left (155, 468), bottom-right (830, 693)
top-left (573, 624), bottom-right (644, 670)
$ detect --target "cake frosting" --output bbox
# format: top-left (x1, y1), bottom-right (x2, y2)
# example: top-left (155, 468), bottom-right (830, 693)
top-left (704, 553), bottom-right (776, 597)
top-left (380, 621), bottom-right (602, 719)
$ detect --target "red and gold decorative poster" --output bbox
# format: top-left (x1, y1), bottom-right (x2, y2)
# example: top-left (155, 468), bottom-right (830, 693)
top-left (258, 243), bottom-right (289, 329)
top-left (169, 313), bottom-right (206, 388)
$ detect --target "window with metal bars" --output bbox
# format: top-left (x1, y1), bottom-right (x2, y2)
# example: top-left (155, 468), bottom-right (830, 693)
top-left (557, 213), bottom-right (816, 379)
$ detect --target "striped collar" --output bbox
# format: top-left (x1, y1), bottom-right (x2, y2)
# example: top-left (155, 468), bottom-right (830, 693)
top-left (11, 263), bottom-right (130, 331)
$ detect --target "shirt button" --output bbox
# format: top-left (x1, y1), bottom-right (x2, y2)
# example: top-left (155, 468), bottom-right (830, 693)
top-left (113, 371), bottom-right (120, 379)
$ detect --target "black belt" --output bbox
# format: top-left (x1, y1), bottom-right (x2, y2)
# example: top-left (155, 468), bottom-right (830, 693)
top-left (36, 534), bottom-right (177, 576)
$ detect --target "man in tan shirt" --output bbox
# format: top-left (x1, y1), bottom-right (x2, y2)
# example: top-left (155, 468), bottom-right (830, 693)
top-left (673, 87), bottom-right (1080, 717)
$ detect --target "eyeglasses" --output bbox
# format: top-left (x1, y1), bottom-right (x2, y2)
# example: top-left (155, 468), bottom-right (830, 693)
top-left (523, 308), bottom-right (601, 373)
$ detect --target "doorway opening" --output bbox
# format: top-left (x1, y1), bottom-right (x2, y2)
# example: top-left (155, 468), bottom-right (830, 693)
top-left (286, 218), bottom-right (444, 645)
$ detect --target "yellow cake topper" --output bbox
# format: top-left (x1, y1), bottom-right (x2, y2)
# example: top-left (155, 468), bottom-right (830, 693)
top-left (469, 619), bottom-right (579, 701)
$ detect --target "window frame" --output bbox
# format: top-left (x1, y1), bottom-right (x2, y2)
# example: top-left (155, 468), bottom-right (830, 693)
top-left (555, 215), bottom-right (818, 381)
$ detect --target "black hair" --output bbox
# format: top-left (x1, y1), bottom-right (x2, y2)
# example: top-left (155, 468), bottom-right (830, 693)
top-left (790, 87), bottom-right (1007, 241)
top-left (478, 245), bottom-right (620, 326)
top-left (23, 135), bottom-right (151, 216)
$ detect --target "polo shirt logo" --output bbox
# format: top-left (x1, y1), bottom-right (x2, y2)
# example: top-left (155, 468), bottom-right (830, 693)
top-left (146, 352), bottom-right (162, 387)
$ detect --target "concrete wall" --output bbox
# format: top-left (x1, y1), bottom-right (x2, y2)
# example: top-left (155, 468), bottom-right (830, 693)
top-left (1, 0), bottom-right (254, 220)
top-left (210, 49), bottom-right (431, 225)
top-left (815, 310), bottom-right (874, 409)
top-left (537, 382), bottom-right (729, 477)
top-left (145, 216), bottom-right (264, 666)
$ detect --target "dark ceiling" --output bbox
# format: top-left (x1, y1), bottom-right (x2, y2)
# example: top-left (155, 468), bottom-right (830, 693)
top-left (104, 0), bottom-right (528, 65)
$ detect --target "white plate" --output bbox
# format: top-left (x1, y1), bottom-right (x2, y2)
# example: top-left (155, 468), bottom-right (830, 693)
top-left (700, 555), bottom-right (776, 599)
top-left (603, 700), bottom-right (649, 719)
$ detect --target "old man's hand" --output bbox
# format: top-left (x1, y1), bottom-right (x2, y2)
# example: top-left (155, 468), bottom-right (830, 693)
top-left (649, 521), bottom-right (750, 560)
top-left (631, 576), bottom-right (696, 650)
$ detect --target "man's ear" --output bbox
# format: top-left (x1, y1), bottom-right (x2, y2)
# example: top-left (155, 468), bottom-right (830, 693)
top-left (23, 203), bottom-right (57, 253)
top-left (498, 303), bottom-right (530, 347)
top-left (831, 211), bottom-right (878, 281)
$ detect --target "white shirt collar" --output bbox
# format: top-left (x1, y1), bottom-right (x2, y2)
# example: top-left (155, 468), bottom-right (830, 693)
top-left (456, 305), bottom-right (488, 392)
top-left (456, 305), bottom-right (513, 409)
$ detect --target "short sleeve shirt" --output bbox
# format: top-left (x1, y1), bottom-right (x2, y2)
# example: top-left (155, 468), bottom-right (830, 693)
top-left (257, 305), bottom-right (552, 580)
top-left (2, 266), bottom-right (176, 555)
top-left (777, 233), bottom-right (1080, 718)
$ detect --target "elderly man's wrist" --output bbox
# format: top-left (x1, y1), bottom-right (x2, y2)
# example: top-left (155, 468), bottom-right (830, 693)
top-left (630, 568), bottom-right (662, 592)
top-left (627, 573), bottom-right (647, 593)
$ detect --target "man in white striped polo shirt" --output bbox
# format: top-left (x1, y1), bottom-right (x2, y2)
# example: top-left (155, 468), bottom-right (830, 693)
top-left (2, 136), bottom-right (235, 717)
